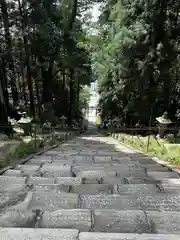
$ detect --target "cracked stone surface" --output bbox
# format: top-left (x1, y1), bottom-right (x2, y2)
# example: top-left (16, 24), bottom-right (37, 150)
top-left (147, 211), bottom-right (180, 234)
top-left (29, 190), bottom-right (79, 210)
top-left (0, 228), bottom-right (79, 240)
top-left (93, 210), bottom-right (150, 233)
top-left (1, 132), bottom-right (180, 238)
top-left (113, 184), bottom-right (161, 195)
top-left (40, 209), bottom-right (92, 231)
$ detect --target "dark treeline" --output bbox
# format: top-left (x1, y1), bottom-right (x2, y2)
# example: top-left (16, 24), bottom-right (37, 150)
top-left (0, 0), bottom-right (102, 135)
top-left (93, 0), bottom-right (180, 126)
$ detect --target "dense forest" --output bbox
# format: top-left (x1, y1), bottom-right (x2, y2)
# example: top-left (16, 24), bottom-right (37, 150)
top-left (0, 0), bottom-right (101, 135)
top-left (1, 0), bottom-right (180, 135)
top-left (94, 0), bottom-right (180, 126)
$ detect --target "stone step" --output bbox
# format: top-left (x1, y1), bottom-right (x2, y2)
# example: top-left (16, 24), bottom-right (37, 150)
top-left (113, 184), bottom-right (161, 195)
top-left (72, 164), bottom-right (142, 174)
top-left (38, 209), bottom-right (180, 234)
top-left (55, 177), bottom-right (82, 185)
top-left (147, 171), bottom-right (179, 179)
top-left (144, 167), bottom-right (170, 172)
top-left (77, 170), bottom-right (116, 184)
top-left (79, 232), bottom-right (180, 240)
top-left (4, 169), bottom-right (22, 177)
top-left (0, 176), bottom-right (27, 191)
top-left (32, 183), bottom-right (70, 193)
top-left (0, 190), bottom-right (28, 210)
top-left (0, 228), bottom-right (79, 240)
top-left (39, 209), bottom-right (92, 231)
top-left (27, 176), bottom-right (55, 186)
top-left (93, 209), bottom-right (150, 233)
top-left (0, 210), bottom-right (36, 227)
top-left (80, 194), bottom-right (180, 211)
top-left (28, 190), bottom-right (79, 211)
top-left (112, 156), bottom-right (132, 163)
top-left (40, 164), bottom-right (72, 178)
top-left (52, 159), bottom-right (74, 165)
top-left (15, 165), bottom-right (40, 176)
top-left (70, 184), bottom-right (113, 194)
top-left (27, 157), bottom-right (52, 165)
top-left (80, 194), bottom-right (141, 210)
top-left (147, 211), bottom-right (180, 234)
top-left (102, 177), bottom-right (126, 184)
top-left (157, 183), bottom-right (180, 193)
top-left (125, 177), bottom-right (175, 184)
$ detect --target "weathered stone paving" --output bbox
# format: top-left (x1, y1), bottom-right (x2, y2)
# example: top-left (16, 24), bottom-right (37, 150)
top-left (0, 132), bottom-right (180, 239)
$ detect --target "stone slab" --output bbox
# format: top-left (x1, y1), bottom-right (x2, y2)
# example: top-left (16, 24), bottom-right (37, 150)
top-left (55, 177), bottom-right (82, 185)
top-left (94, 209), bottom-right (150, 233)
top-left (97, 151), bottom-right (124, 156)
top-left (79, 232), bottom-right (138, 240)
top-left (80, 151), bottom-right (97, 156)
top-left (138, 159), bottom-right (157, 164)
top-left (70, 155), bottom-right (94, 161)
top-left (0, 210), bottom-right (36, 227)
top-left (40, 209), bottom-right (91, 231)
top-left (126, 177), bottom-right (160, 184)
top-left (52, 159), bottom-right (74, 165)
top-left (71, 184), bottom-right (113, 194)
top-left (116, 169), bottom-right (147, 178)
top-left (15, 165), bottom-right (40, 176)
top-left (29, 191), bottom-right (79, 210)
top-left (72, 164), bottom-right (138, 175)
top-left (147, 211), bottom-right (180, 234)
top-left (27, 176), bottom-right (55, 186)
top-left (40, 164), bottom-right (72, 177)
top-left (138, 234), bottom-right (180, 240)
top-left (80, 195), bottom-right (141, 210)
top-left (62, 151), bottom-right (80, 156)
top-left (33, 183), bottom-right (69, 193)
top-left (27, 158), bottom-right (52, 165)
top-left (94, 156), bottom-right (112, 163)
top-left (145, 167), bottom-right (170, 172)
top-left (4, 170), bottom-right (22, 177)
top-left (139, 194), bottom-right (180, 211)
top-left (0, 191), bottom-right (27, 210)
top-left (114, 184), bottom-right (160, 195)
top-left (52, 154), bottom-right (70, 159)
top-left (158, 183), bottom-right (180, 193)
top-left (0, 228), bottom-right (79, 240)
top-left (158, 179), bottom-right (180, 184)
top-left (80, 232), bottom-right (180, 240)
top-left (112, 156), bottom-right (132, 163)
top-left (147, 172), bottom-right (179, 179)
top-left (78, 170), bottom-right (116, 183)
top-left (44, 150), bottom-right (61, 156)
top-left (0, 176), bottom-right (26, 192)
top-left (102, 177), bottom-right (126, 184)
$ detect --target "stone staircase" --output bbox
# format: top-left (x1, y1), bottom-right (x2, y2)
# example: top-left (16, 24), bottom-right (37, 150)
top-left (0, 134), bottom-right (180, 239)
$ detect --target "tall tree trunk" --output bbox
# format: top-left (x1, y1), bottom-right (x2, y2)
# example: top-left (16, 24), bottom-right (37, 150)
top-left (1, 0), bottom-right (18, 105)
top-left (18, 0), bottom-right (35, 116)
top-left (41, 64), bottom-right (53, 103)
top-left (67, 0), bottom-right (78, 124)
top-left (0, 56), bottom-right (10, 134)
top-left (68, 69), bottom-right (75, 124)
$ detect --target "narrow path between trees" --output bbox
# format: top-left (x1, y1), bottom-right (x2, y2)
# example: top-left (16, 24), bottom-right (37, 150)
top-left (0, 131), bottom-right (180, 239)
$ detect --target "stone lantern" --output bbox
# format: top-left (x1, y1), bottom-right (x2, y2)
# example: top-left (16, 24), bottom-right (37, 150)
top-left (18, 113), bottom-right (32, 136)
top-left (60, 115), bottom-right (67, 129)
top-left (156, 112), bottom-right (172, 138)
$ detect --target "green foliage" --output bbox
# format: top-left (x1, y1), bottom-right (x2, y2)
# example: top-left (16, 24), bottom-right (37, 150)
top-left (0, 0), bottom-right (97, 131)
top-left (93, 0), bottom-right (180, 124)
top-left (114, 133), bottom-right (180, 165)
top-left (0, 140), bottom-right (41, 168)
